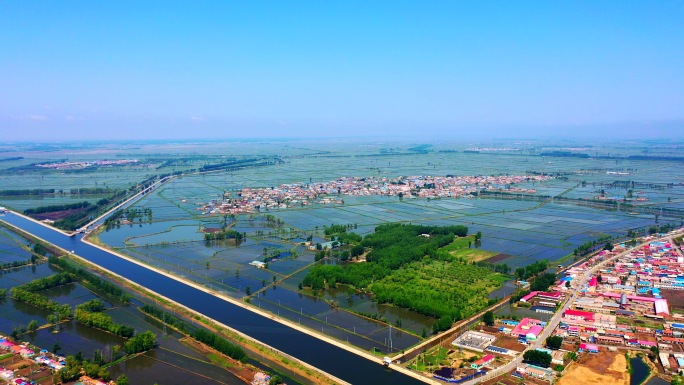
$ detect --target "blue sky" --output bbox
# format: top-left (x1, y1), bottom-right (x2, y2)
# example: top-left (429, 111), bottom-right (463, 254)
top-left (1, 1), bottom-right (682, 141)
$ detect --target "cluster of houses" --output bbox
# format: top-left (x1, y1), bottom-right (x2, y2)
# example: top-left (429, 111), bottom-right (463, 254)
top-left (196, 174), bottom-right (550, 214)
top-left (550, 238), bottom-right (684, 352)
top-left (440, 233), bottom-right (684, 383)
top-left (252, 372), bottom-right (286, 385)
top-left (0, 335), bottom-right (66, 383)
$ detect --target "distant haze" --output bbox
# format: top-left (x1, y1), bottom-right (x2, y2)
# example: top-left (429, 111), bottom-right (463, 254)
top-left (1, 1), bottom-right (682, 141)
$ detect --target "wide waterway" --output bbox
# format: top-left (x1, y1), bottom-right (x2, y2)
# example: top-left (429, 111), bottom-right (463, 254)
top-left (0, 212), bottom-right (424, 385)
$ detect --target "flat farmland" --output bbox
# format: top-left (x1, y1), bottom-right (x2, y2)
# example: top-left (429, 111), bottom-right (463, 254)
top-left (7, 140), bottom-right (679, 354)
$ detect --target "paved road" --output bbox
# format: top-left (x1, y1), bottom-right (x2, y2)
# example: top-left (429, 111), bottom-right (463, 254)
top-left (459, 230), bottom-right (684, 384)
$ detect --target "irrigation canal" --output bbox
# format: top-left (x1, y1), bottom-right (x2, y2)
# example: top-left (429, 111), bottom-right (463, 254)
top-left (0, 212), bottom-right (425, 385)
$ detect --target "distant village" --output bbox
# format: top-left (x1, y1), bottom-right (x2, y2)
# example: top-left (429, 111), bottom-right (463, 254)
top-left (196, 174), bottom-right (550, 215)
top-left (36, 159), bottom-right (139, 170)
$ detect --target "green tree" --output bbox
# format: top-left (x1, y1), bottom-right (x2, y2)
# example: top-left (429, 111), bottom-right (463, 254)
top-left (546, 336), bottom-right (563, 350)
top-left (482, 311), bottom-right (495, 327)
top-left (269, 375), bottom-right (283, 385)
top-left (116, 374), bottom-right (129, 385)
top-left (523, 350), bottom-right (552, 368)
top-left (603, 242), bottom-right (614, 251)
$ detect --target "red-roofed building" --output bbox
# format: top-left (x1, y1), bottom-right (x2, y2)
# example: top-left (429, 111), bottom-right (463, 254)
top-left (564, 309), bottom-right (595, 322)
top-left (471, 354), bottom-right (495, 369)
top-left (579, 343), bottom-right (599, 353)
top-left (538, 292), bottom-right (562, 300)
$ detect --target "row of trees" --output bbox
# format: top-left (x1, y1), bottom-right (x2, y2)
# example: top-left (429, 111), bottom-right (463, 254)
top-left (10, 287), bottom-right (73, 319)
top-left (191, 329), bottom-right (247, 361)
top-left (10, 272), bottom-right (78, 320)
top-left (0, 256), bottom-right (38, 270)
top-left (75, 308), bottom-right (135, 338)
top-left (140, 304), bottom-right (246, 362)
top-left (0, 188), bottom-right (56, 196)
top-left (573, 235), bottom-right (612, 256)
top-left (473, 261), bottom-right (511, 274)
top-left (514, 260), bottom-right (549, 281)
top-left (323, 223), bottom-right (353, 235)
top-left (49, 256), bottom-right (131, 303)
top-left (24, 201), bottom-right (91, 215)
top-left (140, 304), bottom-right (191, 333)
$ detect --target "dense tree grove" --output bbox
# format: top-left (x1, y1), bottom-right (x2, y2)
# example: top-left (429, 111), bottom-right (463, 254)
top-left (32, 242), bottom-right (49, 256)
top-left (302, 224), bottom-right (506, 324)
top-left (335, 231), bottom-right (363, 245)
top-left (523, 350), bottom-right (552, 367)
top-left (204, 229), bottom-right (245, 241)
top-left (77, 299), bottom-right (106, 312)
top-left (530, 273), bottom-right (557, 291)
top-left (324, 224), bottom-right (350, 235)
top-left (191, 329), bottom-right (246, 361)
top-left (123, 330), bottom-right (157, 354)
top-left (432, 315), bottom-right (454, 334)
top-left (19, 272), bottom-right (77, 291)
top-left (514, 260), bottom-right (549, 281)
top-left (546, 336), bottom-right (563, 350)
top-left (59, 354), bottom-right (110, 383)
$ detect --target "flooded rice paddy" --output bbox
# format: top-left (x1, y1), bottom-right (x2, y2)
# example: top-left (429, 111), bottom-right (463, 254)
top-left (0, 251), bottom-right (282, 385)
top-left (90, 162), bottom-right (678, 353)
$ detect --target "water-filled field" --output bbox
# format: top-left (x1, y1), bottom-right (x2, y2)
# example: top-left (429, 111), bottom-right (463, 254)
top-left (3, 140), bottom-right (684, 354)
top-left (0, 227), bottom-right (279, 385)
